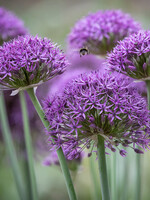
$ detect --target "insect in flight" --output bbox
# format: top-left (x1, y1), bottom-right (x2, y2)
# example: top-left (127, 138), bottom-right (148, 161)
top-left (79, 47), bottom-right (89, 57)
top-left (69, 46), bottom-right (90, 58)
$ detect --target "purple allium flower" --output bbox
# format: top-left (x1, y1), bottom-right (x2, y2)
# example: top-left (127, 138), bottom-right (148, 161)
top-left (68, 10), bottom-right (141, 55)
top-left (0, 7), bottom-right (28, 44)
top-left (107, 30), bottom-right (150, 80)
top-left (43, 71), bottom-right (150, 159)
top-left (0, 35), bottom-right (68, 90)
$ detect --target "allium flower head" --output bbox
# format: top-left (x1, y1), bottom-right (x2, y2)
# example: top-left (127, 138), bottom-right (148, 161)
top-left (68, 10), bottom-right (141, 55)
top-left (0, 7), bottom-right (28, 44)
top-left (44, 71), bottom-right (150, 159)
top-left (107, 30), bottom-right (150, 80)
top-left (0, 35), bottom-right (68, 90)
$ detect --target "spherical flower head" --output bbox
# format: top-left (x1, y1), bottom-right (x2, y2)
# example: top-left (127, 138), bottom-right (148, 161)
top-left (0, 35), bottom-right (68, 90)
top-left (0, 7), bottom-right (28, 44)
top-left (68, 10), bottom-right (141, 55)
top-left (107, 30), bottom-right (150, 80)
top-left (44, 71), bottom-right (150, 159)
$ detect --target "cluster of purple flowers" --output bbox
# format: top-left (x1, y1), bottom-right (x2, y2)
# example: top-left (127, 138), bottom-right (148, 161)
top-left (0, 7), bottom-right (149, 162)
top-left (68, 10), bottom-right (141, 55)
top-left (0, 7), bottom-right (28, 44)
top-left (0, 35), bottom-right (68, 89)
top-left (44, 71), bottom-right (150, 159)
top-left (107, 30), bottom-right (150, 80)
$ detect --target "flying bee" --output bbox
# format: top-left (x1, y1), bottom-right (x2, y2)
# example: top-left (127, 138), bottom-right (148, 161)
top-left (79, 47), bottom-right (89, 57)
top-left (69, 46), bottom-right (90, 58)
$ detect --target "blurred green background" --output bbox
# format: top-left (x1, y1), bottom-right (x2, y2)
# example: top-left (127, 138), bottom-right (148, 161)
top-left (0, 0), bottom-right (150, 199)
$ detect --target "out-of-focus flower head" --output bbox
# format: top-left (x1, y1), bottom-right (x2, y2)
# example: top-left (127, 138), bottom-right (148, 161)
top-left (68, 10), bottom-right (141, 55)
top-left (43, 151), bottom-right (59, 166)
top-left (43, 71), bottom-right (150, 159)
top-left (0, 35), bottom-right (68, 91)
top-left (0, 7), bottom-right (28, 44)
top-left (49, 53), bottom-right (105, 95)
top-left (43, 150), bottom-right (84, 171)
top-left (107, 30), bottom-right (150, 80)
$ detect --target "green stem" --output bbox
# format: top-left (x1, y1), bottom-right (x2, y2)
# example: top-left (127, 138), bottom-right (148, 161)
top-left (97, 135), bottom-right (110, 200)
top-left (89, 155), bottom-right (101, 200)
top-left (0, 92), bottom-right (26, 200)
top-left (146, 80), bottom-right (150, 109)
top-left (122, 156), bottom-right (128, 200)
top-left (111, 153), bottom-right (116, 200)
top-left (19, 91), bottom-right (38, 200)
top-left (27, 88), bottom-right (77, 200)
top-left (135, 153), bottom-right (141, 200)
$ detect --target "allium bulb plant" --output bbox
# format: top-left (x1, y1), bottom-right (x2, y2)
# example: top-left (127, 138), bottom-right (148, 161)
top-left (0, 11), bottom-right (71, 199)
top-left (68, 10), bottom-right (141, 55)
top-left (0, 7), bottom-right (28, 44)
top-left (44, 71), bottom-right (150, 160)
top-left (0, 35), bottom-right (68, 92)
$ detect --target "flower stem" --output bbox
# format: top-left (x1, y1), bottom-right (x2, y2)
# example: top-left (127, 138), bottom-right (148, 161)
top-left (97, 135), bottom-right (110, 200)
top-left (146, 80), bottom-right (150, 109)
top-left (122, 157), bottom-right (128, 200)
top-left (89, 155), bottom-right (101, 200)
top-left (19, 91), bottom-right (38, 200)
top-left (111, 153), bottom-right (116, 200)
top-left (135, 153), bottom-right (141, 200)
top-left (0, 92), bottom-right (26, 200)
top-left (27, 88), bottom-right (77, 200)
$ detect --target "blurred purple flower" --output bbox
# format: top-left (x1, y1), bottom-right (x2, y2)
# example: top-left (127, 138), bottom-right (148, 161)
top-left (0, 7), bottom-right (28, 44)
top-left (48, 53), bottom-right (105, 95)
top-left (43, 150), bottom-right (84, 171)
top-left (43, 151), bottom-right (59, 166)
top-left (107, 30), bottom-right (150, 80)
top-left (0, 35), bottom-right (68, 89)
top-left (43, 71), bottom-right (150, 159)
top-left (68, 10), bottom-right (141, 55)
